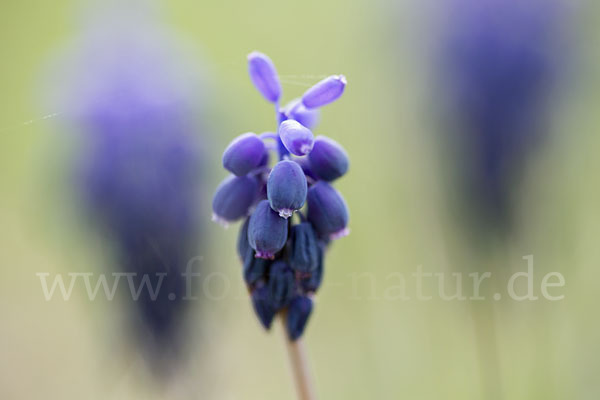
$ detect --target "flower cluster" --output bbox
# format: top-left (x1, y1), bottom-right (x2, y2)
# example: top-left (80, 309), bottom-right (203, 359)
top-left (58, 6), bottom-right (205, 359)
top-left (212, 52), bottom-right (349, 340)
top-left (437, 0), bottom-right (565, 231)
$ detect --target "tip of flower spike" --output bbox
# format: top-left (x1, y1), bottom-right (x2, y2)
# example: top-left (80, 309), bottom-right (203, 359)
top-left (278, 208), bottom-right (294, 219)
top-left (247, 51), bottom-right (264, 60)
top-left (329, 227), bottom-right (350, 240)
top-left (302, 75), bottom-right (347, 109)
top-left (211, 213), bottom-right (230, 228)
top-left (247, 51), bottom-right (281, 103)
top-left (255, 250), bottom-right (276, 260)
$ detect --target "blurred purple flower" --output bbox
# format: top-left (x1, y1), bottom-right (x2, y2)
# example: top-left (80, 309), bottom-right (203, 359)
top-left (52, 4), bottom-right (207, 359)
top-left (437, 0), bottom-right (569, 231)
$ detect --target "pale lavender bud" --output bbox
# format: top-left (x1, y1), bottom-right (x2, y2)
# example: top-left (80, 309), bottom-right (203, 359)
top-left (284, 98), bottom-right (320, 129)
top-left (278, 120), bottom-right (314, 156)
top-left (301, 75), bottom-right (347, 109)
top-left (248, 51), bottom-right (281, 103)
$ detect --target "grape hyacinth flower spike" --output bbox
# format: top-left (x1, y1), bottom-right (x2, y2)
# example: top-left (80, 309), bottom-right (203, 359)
top-left (212, 51), bottom-right (349, 399)
top-left (51, 2), bottom-right (208, 374)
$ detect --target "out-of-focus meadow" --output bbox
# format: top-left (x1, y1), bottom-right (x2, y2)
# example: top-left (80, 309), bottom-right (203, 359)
top-left (1, 0), bottom-right (599, 399)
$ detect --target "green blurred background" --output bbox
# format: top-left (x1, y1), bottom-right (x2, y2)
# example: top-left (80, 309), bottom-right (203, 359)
top-left (1, 0), bottom-right (599, 399)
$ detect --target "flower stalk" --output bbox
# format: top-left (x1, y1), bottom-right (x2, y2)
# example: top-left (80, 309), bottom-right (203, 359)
top-left (282, 316), bottom-right (318, 400)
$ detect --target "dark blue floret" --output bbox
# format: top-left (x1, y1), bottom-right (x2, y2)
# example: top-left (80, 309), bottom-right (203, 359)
top-left (289, 222), bottom-right (319, 273)
top-left (299, 245), bottom-right (324, 293)
top-left (286, 296), bottom-right (313, 341)
top-left (293, 157), bottom-right (319, 181)
top-left (222, 133), bottom-right (266, 176)
top-left (212, 175), bottom-right (259, 224)
top-left (267, 260), bottom-right (296, 310)
top-left (307, 182), bottom-right (349, 240)
top-left (267, 160), bottom-right (307, 219)
top-left (248, 200), bottom-right (288, 259)
top-left (244, 256), bottom-right (270, 288)
top-left (251, 285), bottom-right (277, 329)
top-left (308, 136), bottom-right (349, 182)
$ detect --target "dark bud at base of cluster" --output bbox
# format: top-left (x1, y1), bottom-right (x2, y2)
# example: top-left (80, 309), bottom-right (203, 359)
top-left (267, 260), bottom-right (296, 310)
top-left (286, 296), bottom-right (313, 341)
top-left (289, 222), bottom-right (319, 273)
top-left (299, 245), bottom-right (324, 293)
top-left (251, 285), bottom-right (277, 329)
top-left (244, 255), bottom-right (270, 288)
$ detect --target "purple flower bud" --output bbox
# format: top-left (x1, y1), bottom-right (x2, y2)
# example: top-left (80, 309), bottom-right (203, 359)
top-left (248, 200), bottom-right (288, 259)
top-left (299, 248), bottom-right (324, 293)
top-left (267, 260), bottom-right (296, 309)
top-left (267, 160), bottom-right (307, 218)
top-left (301, 75), bottom-right (347, 109)
top-left (308, 136), bottom-right (349, 181)
top-left (307, 182), bottom-right (349, 240)
top-left (293, 157), bottom-right (319, 181)
top-left (289, 222), bottom-right (319, 273)
top-left (278, 120), bottom-right (314, 156)
top-left (286, 295), bottom-right (313, 341)
top-left (285, 99), bottom-right (320, 129)
top-left (212, 175), bottom-right (259, 225)
top-left (222, 133), bottom-right (266, 176)
top-left (251, 285), bottom-right (277, 329)
top-left (247, 51), bottom-right (281, 103)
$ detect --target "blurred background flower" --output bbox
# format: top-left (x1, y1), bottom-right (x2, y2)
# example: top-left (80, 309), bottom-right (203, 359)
top-left (42, 0), bottom-right (211, 385)
top-left (433, 0), bottom-right (570, 238)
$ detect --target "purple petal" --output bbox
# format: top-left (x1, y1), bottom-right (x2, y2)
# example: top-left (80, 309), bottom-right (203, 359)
top-left (248, 51), bottom-right (281, 103)
top-left (284, 98), bottom-right (320, 129)
top-left (222, 132), bottom-right (266, 176)
top-left (306, 182), bottom-right (349, 240)
top-left (267, 160), bottom-right (307, 218)
top-left (248, 200), bottom-right (288, 259)
top-left (212, 175), bottom-right (259, 225)
top-left (302, 75), bottom-right (347, 109)
top-left (278, 120), bottom-right (314, 156)
top-left (308, 136), bottom-right (349, 181)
